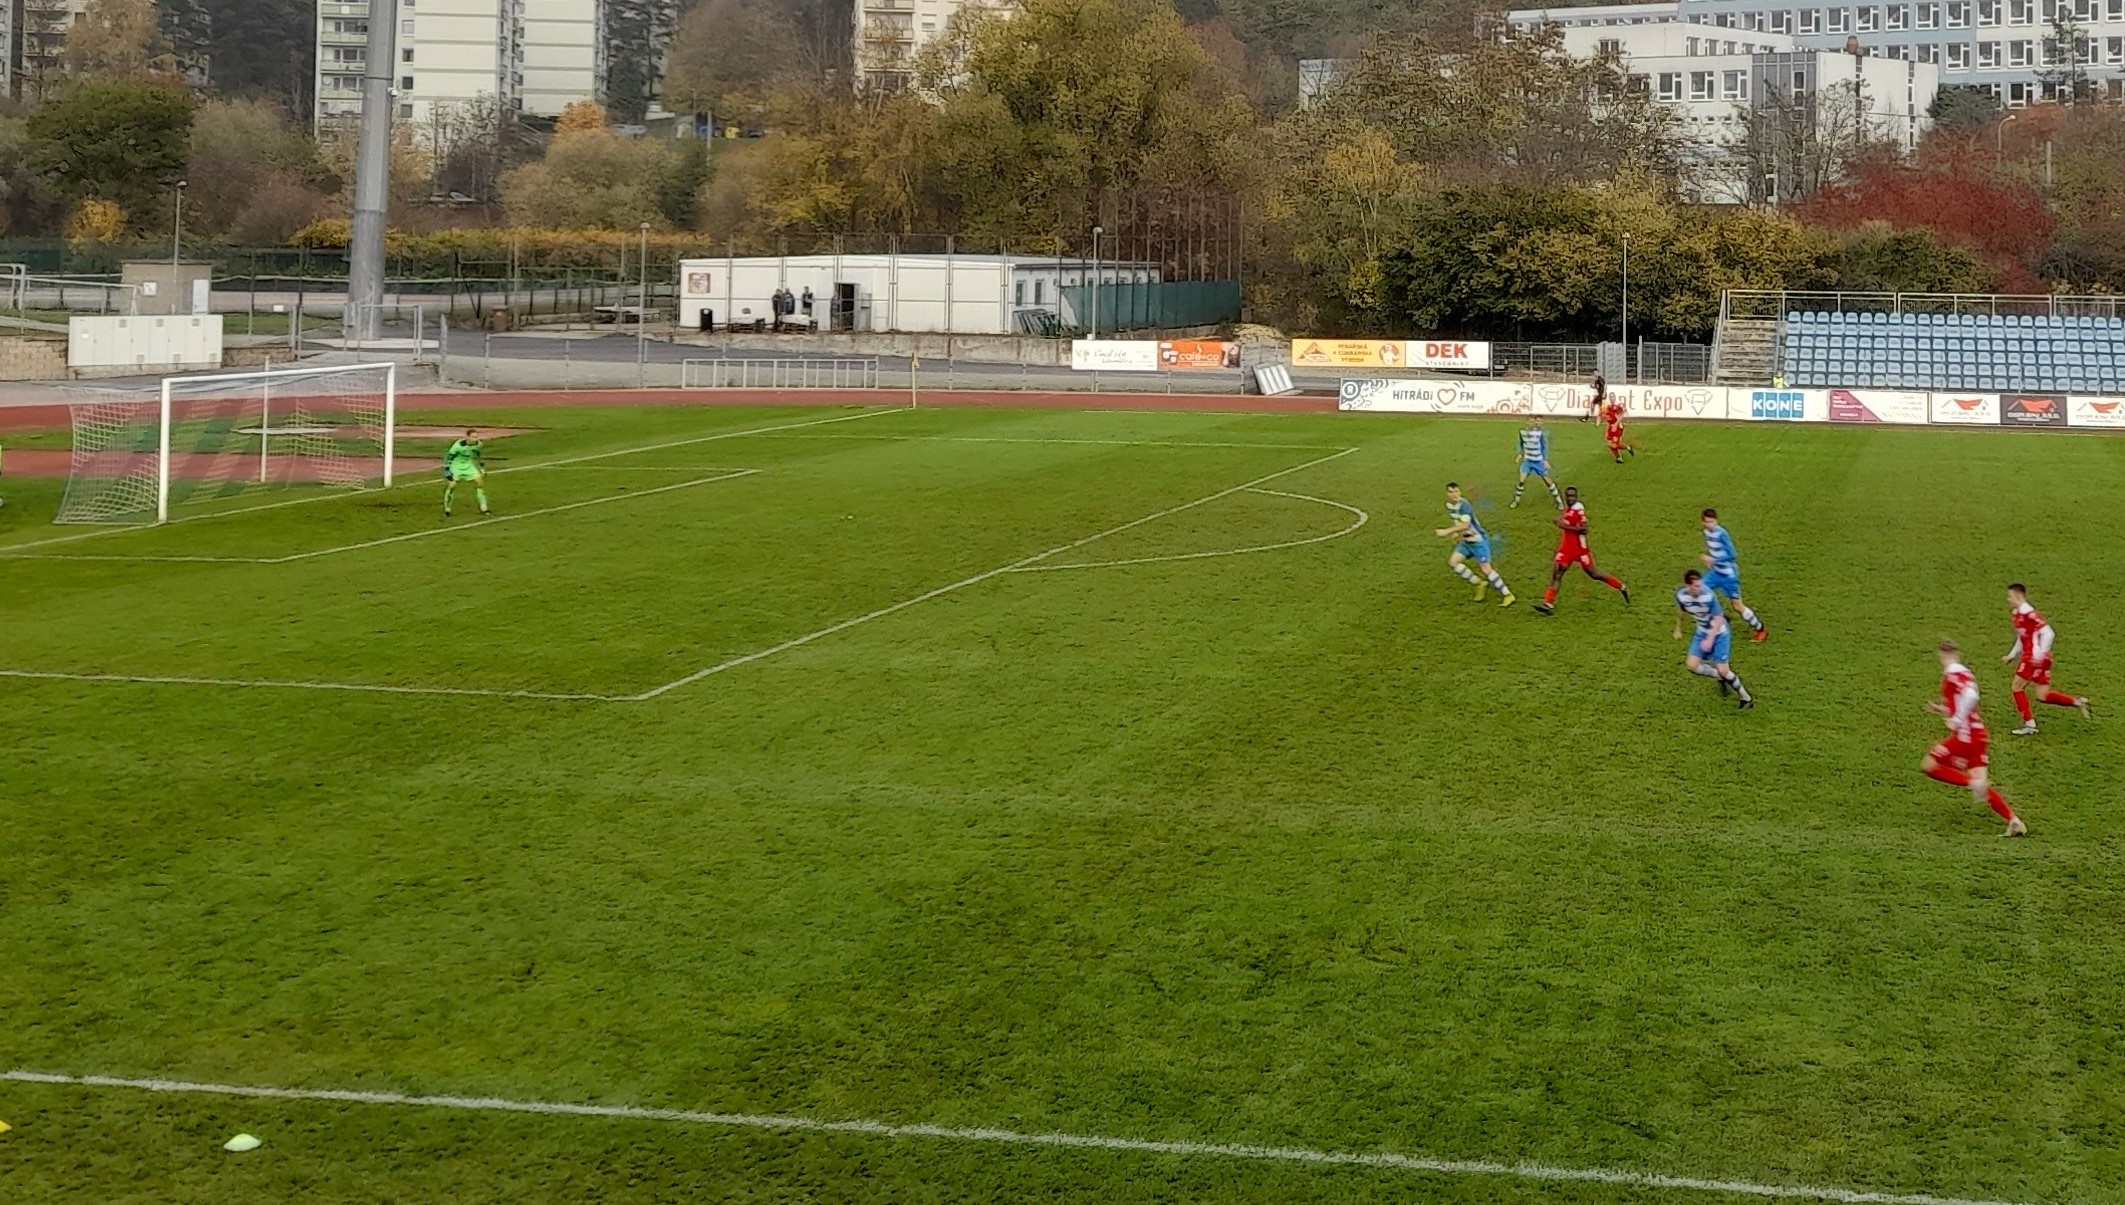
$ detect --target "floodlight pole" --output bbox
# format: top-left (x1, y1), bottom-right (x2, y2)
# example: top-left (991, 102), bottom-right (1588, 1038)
top-left (347, 0), bottom-right (400, 344)
top-left (637, 221), bottom-right (650, 381)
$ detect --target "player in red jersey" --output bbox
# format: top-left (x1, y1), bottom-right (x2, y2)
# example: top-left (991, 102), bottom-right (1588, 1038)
top-left (1532, 486), bottom-right (1629, 615)
top-left (1582, 373), bottom-right (1604, 423)
top-left (2002, 583), bottom-right (2092, 734)
top-left (1923, 641), bottom-right (2026, 836)
top-left (1602, 397), bottom-right (1635, 462)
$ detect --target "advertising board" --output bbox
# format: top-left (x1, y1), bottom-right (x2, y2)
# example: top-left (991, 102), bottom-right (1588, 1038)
top-left (2068, 395), bottom-right (2125, 429)
top-left (1293, 340), bottom-right (1409, 368)
top-left (1338, 379), bottom-right (1529, 413)
top-left (1929, 393), bottom-right (1999, 425)
top-left (1999, 393), bottom-right (2069, 428)
top-left (1407, 340), bottom-right (1493, 370)
top-left (1158, 340), bottom-right (1241, 370)
top-left (1736, 389), bottom-right (1826, 422)
top-left (1825, 389), bottom-right (1929, 425)
top-left (1070, 340), bottom-right (1160, 372)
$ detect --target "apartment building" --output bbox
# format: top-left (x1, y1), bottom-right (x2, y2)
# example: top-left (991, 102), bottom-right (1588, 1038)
top-left (316, 0), bottom-right (602, 137)
top-left (18, 0), bottom-right (89, 99)
top-left (854, 0), bottom-right (1013, 89)
top-left (1507, 0), bottom-right (2124, 105)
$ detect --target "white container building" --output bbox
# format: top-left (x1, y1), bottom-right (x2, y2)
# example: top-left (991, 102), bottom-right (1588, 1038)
top-left (675, 253), bottom-right (1161, 335)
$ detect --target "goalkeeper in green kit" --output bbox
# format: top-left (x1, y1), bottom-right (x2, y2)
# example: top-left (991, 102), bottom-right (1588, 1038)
top-left (442, 428), bottom-right (490, 518)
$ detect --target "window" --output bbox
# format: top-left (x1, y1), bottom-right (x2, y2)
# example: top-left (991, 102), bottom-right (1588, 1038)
top-left (398, 103), bottom-right (413, 118)
top-left (1829, 7), bottom-right (1852, 30)
top-left (1948, 40), bottom-right (1971, 66)
top-left (1014, 281), bottom-right (1024, 305)
top-left (1749, 12), bottom-right (1767, 29)
top-left (1917, 41), bottom-right (1941, 60)
top-left (401, 75), bottom-right (414, 89)
top-left (1686, 35), bottom-right (1700, 53)
top-left (2109, 35), bottom-right (2125, 63)
top-left (1948, 0), bottom-right (1970, 22)
top-left (1627, 72), bottom-right (1650, 94)
top-left (1799, 8), bottom-right (1822, 31)
top-left (2010, 36), bottom-right (2033, 61)
top-left (1977, 0), bottom-right (2000, 21)
top-left (1722, 68), bottom-right (1749, 98)
top-left (1859, 5), bottom-right (1879, 28)
top-left (401, 48), bottom-right (413, 61)
top-left (1772, 9), bottom-right (1793, 30)
top-left (1917, 3), bottom-right (1939, 25)
top-left (1658, 71), bottom-right (1683, 100)
top-left (1715, 12), bottom-right (1733, 25)
top-left (1690, 70), bottom-right (1714, 99)
top-left (2041, 0), bottom-right (2055, 16)
top-left (1598, 36), bottom-right (1621, 53)
top-left (401, 18), bottom-right (413, 33)
top-left (2010, 0), bottom-right (2033, 20)
top-left (2009, 79), bottom-right (2034, 104)
top-left (2110, 0), bottom-right (2124, 19)
top-left (1723, 40), bottom-right (1737, 53)
top-left (1884, 41), bottom-right (1906, 54)
top-left (332, 47), bottom-right (362, 61)
top-left (1887, 2), bottom-right (1908, 25)
top-left (1979, 39), bottom-right (2002, 64)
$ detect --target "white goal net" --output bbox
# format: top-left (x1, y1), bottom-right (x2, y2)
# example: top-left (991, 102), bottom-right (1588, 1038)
top-left (56, 362), bottom-right (397, 524)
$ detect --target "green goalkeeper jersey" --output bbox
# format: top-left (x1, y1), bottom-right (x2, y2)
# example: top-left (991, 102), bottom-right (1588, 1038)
top-left (446, 439), bottom-right (483, 469)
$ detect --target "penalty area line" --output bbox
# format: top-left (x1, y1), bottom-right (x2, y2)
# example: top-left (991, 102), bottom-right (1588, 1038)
top-left (0, 1070), bottom-right (2033, 1205)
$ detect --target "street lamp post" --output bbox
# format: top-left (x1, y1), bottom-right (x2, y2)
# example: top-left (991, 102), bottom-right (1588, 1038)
top-left (1089, 225), bottom-right (1103, 340)
top-left (1995, 110), bottom-right (2018, 161)
top-left (637, 221), bottom-right (650, 377)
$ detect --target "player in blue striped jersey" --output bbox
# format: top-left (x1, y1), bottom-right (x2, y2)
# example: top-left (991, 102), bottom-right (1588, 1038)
top-left (1675, 570), bottom-right (1754, 708)
top-left (1699, 508), bottom-right (1766, 641)
top-left (1435, 483), bottom-right (1515, 607)
top-left (1509, 417), bottom-right (1564, 510)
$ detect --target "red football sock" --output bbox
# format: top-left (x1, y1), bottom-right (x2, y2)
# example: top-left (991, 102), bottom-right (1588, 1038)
top-left (1542, 586), bottom-right (1557, 604)
top-left (1986, 788), bottom-right (2016, 821)
top-left (2041, 690), bottom-right (2079, 708)
top-left (1602, 576), bottom-right (1624, 590)
top-left (1925, 764), bottom-right (1970, 788)
top-left (2013, 689), bottom-right (2033, 721)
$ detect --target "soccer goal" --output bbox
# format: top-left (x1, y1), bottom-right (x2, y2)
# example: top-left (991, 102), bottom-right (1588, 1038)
top-left (55, 362), bottom-right (397, 525)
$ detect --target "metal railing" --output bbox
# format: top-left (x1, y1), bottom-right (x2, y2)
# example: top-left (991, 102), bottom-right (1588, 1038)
top-left (1725, 289), bottom-right (2125, 322)
top-left (682, 358), bottom-right (882, 390)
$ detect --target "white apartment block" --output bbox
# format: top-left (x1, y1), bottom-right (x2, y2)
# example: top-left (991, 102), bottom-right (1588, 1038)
top-left (316, 0), bottom-right (604, 137)
top-left (1535, 16), bottom-right (1939, 201)
top-left (854, 0), bottom-right (1013, 89)
top-left (1508, 0), bottom-right (2124, 106)
top-left (18, 0), bottom-right (89, 98)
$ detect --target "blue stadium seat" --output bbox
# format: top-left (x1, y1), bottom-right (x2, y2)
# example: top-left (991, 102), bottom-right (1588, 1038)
top-left (1777, 309), bottom-right (2125, 392)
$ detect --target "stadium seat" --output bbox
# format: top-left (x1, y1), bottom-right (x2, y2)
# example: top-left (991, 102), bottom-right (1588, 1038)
top-left (1776, 309), bottom-right (2125, 393)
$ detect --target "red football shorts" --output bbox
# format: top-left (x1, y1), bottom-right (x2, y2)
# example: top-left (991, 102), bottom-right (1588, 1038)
top-left (1929, 729), bottom-right (1990, 773)
top-left (1554, 545), bottom-right (1593, 570)
top-left (2015, 657), bottom-right (2053, 685)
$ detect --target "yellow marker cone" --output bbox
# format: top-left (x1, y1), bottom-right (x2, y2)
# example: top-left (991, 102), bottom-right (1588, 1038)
top-left (0, 1119), bottom-right (12, 1134)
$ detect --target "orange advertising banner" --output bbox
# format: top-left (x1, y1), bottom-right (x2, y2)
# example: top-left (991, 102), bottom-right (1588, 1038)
top-left (1158, 340), bottom-right (1241, 370)
top-left (1291, 339), bottom-right (1408, 368)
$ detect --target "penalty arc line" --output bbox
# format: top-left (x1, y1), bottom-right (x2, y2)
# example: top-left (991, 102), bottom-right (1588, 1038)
top-left (9, 469), bottom-right (760, 565)
top-left (0, 1070), bottom-right (2034, 1205)
top-left (1010, 487), bottom-right (1368, 572)
top-left (621, 447), bottom-right (1358, 700)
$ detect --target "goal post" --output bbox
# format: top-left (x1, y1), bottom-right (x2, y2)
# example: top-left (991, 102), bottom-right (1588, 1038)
top-left (58, 361), bottom-right (397, 525)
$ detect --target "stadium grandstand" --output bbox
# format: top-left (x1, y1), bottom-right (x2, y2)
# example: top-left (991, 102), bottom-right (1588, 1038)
top-left (1714, 292), bottom-right (2125, 392)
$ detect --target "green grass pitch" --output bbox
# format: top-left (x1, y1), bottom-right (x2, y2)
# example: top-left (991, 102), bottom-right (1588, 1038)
top-left (2, 402), bottom-right (2123, 1204)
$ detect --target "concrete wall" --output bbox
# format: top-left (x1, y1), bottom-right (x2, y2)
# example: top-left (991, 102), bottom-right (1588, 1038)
top-left (0, 337), bottom-right (68, 381)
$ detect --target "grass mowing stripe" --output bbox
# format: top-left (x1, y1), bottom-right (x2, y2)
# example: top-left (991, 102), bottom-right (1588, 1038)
top-left (0, 667), bottom-right (617, 701)
top-left (623, 446), bottom-right (1358, 699)
top-left (0, 405), bottom-right (904, 554)
top-left (3, 470), bottom-right (760, 564)
top-left (0, 1070), bottom-right (2032, 1205)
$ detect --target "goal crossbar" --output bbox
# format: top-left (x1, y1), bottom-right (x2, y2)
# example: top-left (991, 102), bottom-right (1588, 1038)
top-left (153, 362), bottom-right (398, 523)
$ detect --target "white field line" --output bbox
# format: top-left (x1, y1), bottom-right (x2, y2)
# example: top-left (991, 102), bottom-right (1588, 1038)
top-left (0, 670), bottom-right (616, 702)
top-left (0, 446), bottom-right (1357, 703)
top-left (0, 1070), bottom-right (2032, 1205)
top-left (1011, 487), bottom-right (1367, 572)
top-left (11, 470), bottom-right (758, 565)
top-left (761, 432), bottom-right (1350, 451)
top-left (623, 448), bottom-right (1357, 700)
top-left (0, 407), bottom-right (904, 555)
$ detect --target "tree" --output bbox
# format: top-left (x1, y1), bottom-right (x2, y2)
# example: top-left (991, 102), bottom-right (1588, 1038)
top-left (2038, 15), bottom-right (2093, 104)
top-left (555, 100), bottom-right (607, 136)
top-left (64, 198), bottom-right (128, 246)
top-left (185, 98), bottom-right (332, 236)
top-left (27, 82), bottom-right (194, 225)
top-left (1316, 26), bottom-right (1679, 188)
top-left (62, 0), bottom-right (184, 83)
top-left (604, 0), bottom-right (681, 124)
top-left (663, 0), bottom-right (809, 127)
top-left (203, 0), bottom-right (314, 116)
top-left (1929, 85), bottom-right (2003, 132)
top-left (1829, 224), bottom-right (1994, 292)
top-left (424, 94), bottom-right (535, 203)
top-left (654, 137), bottom-right (712, 228)
top-left (1796, 158), bottom-right (2053, 269)
top-left (1730, 77), bottom-right (1899, 203)
top-left (500, 128), bottom-right (682, 228)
